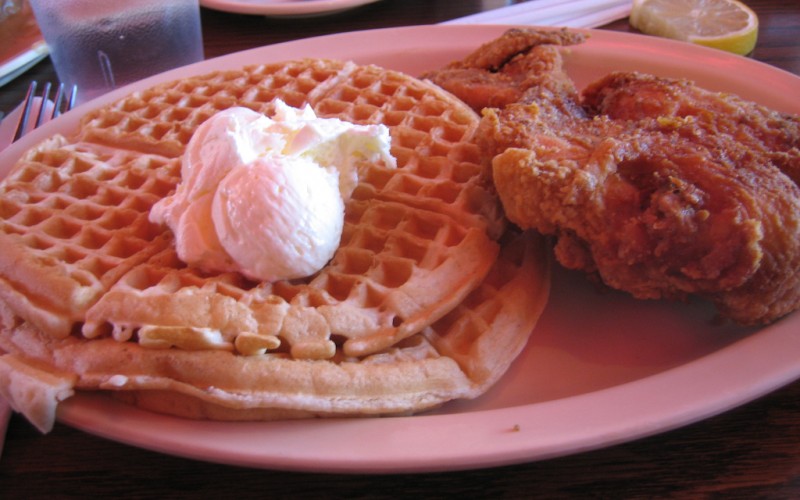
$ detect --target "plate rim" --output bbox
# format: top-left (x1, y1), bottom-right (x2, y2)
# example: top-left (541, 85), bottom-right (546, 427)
top-left (59, 319), bottom-right (800, 473)
top-left (199, 0), bottom-right (382, 16)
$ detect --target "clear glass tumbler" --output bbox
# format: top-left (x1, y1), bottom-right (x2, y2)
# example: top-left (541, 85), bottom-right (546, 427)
top-left (28, 0), bottom-right (204, 104)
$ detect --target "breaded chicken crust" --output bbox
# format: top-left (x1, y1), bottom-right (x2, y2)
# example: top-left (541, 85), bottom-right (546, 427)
top-left (429, 28), bottom-right (800, 325)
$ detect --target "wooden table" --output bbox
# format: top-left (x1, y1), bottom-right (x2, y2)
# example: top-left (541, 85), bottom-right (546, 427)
top-left (1, 0), bottom-right (799, 497)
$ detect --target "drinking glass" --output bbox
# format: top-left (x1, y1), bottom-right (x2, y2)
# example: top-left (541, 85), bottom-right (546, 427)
top-left (28, 0), bottom-right (204, 104)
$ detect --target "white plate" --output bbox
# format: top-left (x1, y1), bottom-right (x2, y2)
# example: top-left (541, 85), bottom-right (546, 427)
top-left (199, 0), bottom-right (382, 17)
top-left (2, 25), bottom-right (799, 473)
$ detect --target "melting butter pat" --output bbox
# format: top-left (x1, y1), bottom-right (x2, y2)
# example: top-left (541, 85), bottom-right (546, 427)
top-left (150, 102), bottom-right (396, 281)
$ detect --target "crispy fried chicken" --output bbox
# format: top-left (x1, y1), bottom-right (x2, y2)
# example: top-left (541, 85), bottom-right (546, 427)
top-left (429, 28), bottom-right (800, 325)
top-left (421, 28), bottom-right (585, 111)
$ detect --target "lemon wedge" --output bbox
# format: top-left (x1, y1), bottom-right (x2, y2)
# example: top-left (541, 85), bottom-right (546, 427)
top-left (630, 0), bottom-right (759, 55)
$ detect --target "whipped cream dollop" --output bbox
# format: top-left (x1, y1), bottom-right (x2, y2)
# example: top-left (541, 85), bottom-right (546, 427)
top-left (149, 102), bottom-right (396, 282)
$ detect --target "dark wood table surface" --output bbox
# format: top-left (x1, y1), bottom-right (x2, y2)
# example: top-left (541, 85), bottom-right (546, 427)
top-left (1, 0), bottom-right (799, 497)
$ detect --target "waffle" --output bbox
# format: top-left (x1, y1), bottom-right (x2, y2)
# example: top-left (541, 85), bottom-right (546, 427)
top-left (0, 230), bottom-right (549, 426)
top-left (0, 58), bottom-right (549, 431)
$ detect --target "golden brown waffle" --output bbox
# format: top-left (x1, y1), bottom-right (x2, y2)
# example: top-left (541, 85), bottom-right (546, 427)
top-left (0, 230), bottom-right (549, 427)
top-left (0, 58), bottom-right (549, 431)
top-left (0, 137), bottom-right (178, 338)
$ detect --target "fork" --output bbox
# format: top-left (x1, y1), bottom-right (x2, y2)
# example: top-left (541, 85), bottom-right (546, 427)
top-left (13, 80), bottom-right (78, 142)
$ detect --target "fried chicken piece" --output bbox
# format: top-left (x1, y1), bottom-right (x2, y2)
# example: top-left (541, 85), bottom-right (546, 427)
top-left (478, 66), bottom-right (800, 325)
top-left (583, 72), bottom-right (800, 187)
top-left (425, 27), bottom-right (800, 325)
top-left (421, 28), bottom-right (585, 111)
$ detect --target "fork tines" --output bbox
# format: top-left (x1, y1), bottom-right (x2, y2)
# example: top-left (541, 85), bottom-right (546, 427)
top-left (13, 81), bottom-right (78, 142)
